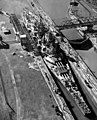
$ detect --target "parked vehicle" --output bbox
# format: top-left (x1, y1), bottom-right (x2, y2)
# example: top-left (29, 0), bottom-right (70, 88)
top-left (1, 26), bottom-right (11, 35)
top-left (0, 35), bottom-right (9, 49)
top-left (0, 40), bottom-right (9, 49)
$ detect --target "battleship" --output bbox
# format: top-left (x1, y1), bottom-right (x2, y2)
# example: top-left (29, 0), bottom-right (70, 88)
top-left (0, 0), bottom-right (97, 120)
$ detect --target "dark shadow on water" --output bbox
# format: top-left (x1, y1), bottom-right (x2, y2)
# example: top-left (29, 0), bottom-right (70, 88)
top-left (69, 38), bottom-right (93, 50)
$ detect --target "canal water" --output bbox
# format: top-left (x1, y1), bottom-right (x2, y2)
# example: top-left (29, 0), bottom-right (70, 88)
top-left (38, 0), bottom-right (97, 77)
